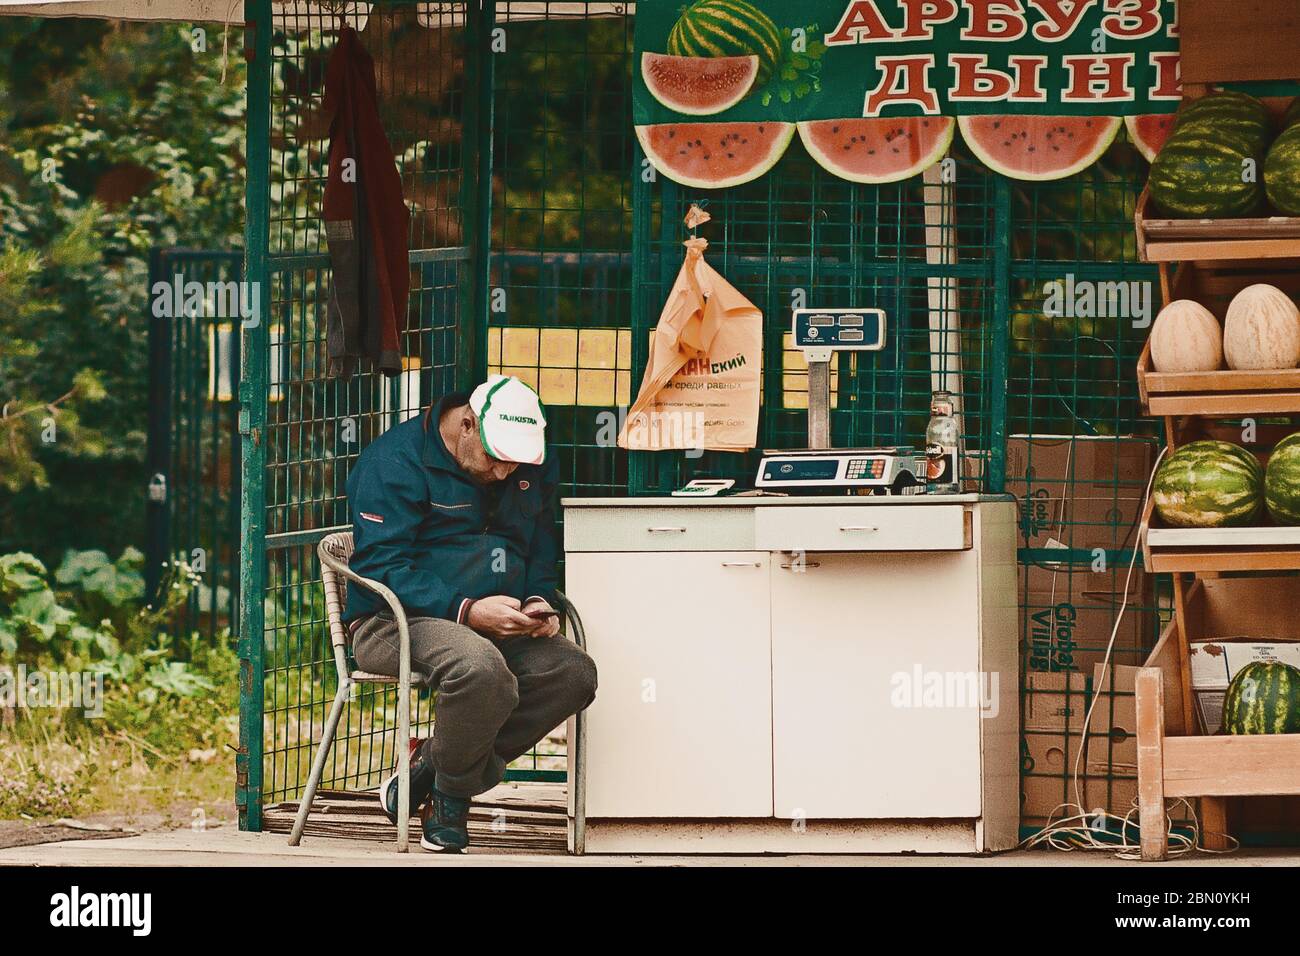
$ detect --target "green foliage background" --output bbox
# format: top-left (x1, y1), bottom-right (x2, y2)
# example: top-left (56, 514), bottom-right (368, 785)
top-left (0, 20), bottom-right (245, 562)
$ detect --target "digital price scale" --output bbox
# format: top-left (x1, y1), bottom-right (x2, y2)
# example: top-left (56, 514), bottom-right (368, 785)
top-left (754, 308), bottom-right (925, 495)
top-left (755, 447), bottom-right (925, 492)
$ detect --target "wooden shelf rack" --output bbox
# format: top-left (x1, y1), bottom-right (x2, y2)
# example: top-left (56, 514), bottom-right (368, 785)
top-left (1135, 249), bottom-right (1300, 860)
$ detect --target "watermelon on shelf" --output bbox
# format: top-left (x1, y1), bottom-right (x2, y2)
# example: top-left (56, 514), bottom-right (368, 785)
top-left (1175, 91), bottom-right (1272, 147)
top-left (1265, 432), bottom-right (1300, 525)
top-left (642, 53), bottom-right (759, 116)
top-left (797, 117), bottom-right (954, 184)
top-left (1223, 661), bottom-right (1300, 735)
top-left (1152, 439), bottom-right (1263, 529)
top-left (666, 0), bottom-right (782, 89)
top-left (637, 121), bottom-right (794, 189)
top-left (1281, 97), bottom-right (1300, 132)
top-left (957, 115), bottom-right (1121, 181)
top-left (1265, 123), bottom-right (1300, 215)
top-left (1148, 91), bottom-right (1269, 218)
top-left (1126, 113), bottom-right (1174, 164)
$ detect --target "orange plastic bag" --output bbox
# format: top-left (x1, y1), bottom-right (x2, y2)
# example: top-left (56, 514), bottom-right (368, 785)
top-left (618, 237), bottom-right (762, 453)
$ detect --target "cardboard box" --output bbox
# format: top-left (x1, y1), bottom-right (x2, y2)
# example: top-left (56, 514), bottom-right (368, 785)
top-left (1013, 435), bottom-right (1156, 674)
top-left (1007, 435), bottom-right (1155, 557)
top-left (1006, 434), bottom-right (1155, 492)
top-left (1021, 731), bottom-right (1138, 828)
top-left (1189, 638), bottom-right (1300, 734)
top-left (1024, 670), bottom-right (1090, 733)
top-left (1086, 664), bottom-right (1139, 775)
top-left (1022, 563), bottom-right (1153, 673)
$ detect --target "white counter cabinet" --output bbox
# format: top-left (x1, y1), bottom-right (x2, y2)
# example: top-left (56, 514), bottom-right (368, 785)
top-left (562, 495), bottom-right (1019, 855)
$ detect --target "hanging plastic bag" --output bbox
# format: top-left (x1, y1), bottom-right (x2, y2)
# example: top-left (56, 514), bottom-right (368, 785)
top-left (618, 236), bottom-right (763, 453)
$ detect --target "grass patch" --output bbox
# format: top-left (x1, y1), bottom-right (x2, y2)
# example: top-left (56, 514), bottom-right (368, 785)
top-left (0, 642), bottom-right (239, 826)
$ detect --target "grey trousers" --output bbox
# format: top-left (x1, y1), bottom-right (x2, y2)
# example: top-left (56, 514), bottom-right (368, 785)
top-left (351, 613), bottom-right (598, 798)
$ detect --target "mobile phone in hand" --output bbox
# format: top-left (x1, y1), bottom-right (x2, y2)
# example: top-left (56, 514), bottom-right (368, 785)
top-left (524, 606), bottom-right (559, 620)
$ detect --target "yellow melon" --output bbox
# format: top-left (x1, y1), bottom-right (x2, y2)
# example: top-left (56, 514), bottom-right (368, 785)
top-left (1224, 284), bottom-right (1300, 371)
top-left (1150, 299), bottom-right (1223, 373)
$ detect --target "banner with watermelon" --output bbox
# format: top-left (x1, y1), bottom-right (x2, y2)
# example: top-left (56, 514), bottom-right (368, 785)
top-left (635, 0), bottom-right (1207, 187)
top-left (637, 0), bottom-right (1188, 123)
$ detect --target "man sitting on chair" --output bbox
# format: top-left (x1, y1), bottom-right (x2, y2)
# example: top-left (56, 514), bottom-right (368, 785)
top-left (345, 374), bottom-right (598, 852)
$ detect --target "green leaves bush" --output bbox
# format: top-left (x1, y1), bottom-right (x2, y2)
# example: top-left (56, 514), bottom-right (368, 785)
top-left (1, 546), bottom-right (238, 813)
top-left (0, 21), bottom-right (245, 561)
top-left (0, 545), bottom-right (217, 693)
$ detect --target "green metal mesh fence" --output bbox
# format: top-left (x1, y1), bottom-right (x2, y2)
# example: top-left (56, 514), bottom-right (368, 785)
top-left (629, 149), bottom-right (1003, 493)
top-left (254, 1), bottom-right (474, 811)
top-left (1005, 163), bottom-right (1167, 838)
top-left (146, 248), bottom-right (243, 652)
top-left (240, 0), bottom-right (1167, 837)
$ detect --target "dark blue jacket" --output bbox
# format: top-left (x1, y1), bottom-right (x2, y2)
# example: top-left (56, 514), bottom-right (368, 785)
top-left (343, 392), bottom-right (559, 623)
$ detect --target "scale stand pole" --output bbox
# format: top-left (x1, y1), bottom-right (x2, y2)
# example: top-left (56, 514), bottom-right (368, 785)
top-left (806, 347), bottom-right (833, 450)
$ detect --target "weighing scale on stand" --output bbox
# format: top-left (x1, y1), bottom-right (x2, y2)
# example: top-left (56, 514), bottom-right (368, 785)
top-left (753, 308), bottom-right (926, 496)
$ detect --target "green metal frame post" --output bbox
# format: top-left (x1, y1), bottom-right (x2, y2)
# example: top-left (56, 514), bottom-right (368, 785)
top-left (464, 0), bottom-right (497, 388)
top-left (989, 175), bottom-right (1012, 495)
top-left (237, 0), bottom-right (272, 833)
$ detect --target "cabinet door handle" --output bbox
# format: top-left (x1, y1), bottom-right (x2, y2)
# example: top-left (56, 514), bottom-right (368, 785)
top-left (839, 525), bottom-right (879, 532)
top-left (778, 562), bottom-right (821, 570)
top-left (721, 561), bottom-right (762, 568)
top-left (646, 526), bottom-right (687, 533)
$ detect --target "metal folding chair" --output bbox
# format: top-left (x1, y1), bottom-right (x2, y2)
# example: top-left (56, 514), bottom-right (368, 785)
top-left (287, 530), bottom-right (589, 853)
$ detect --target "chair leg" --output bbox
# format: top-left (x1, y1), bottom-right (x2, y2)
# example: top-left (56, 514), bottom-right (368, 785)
top-left (288, 679), bottom-right (351, 847)
top-left (396, 657), bottom-right (411, 853)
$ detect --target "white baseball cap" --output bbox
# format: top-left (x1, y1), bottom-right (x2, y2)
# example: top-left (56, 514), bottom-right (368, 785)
top-left (469, 375), bottom-right (547, 465)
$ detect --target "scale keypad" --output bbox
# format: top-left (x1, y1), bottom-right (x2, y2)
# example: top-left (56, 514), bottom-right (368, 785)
top-left (846, 458), bottom-right (885, 480)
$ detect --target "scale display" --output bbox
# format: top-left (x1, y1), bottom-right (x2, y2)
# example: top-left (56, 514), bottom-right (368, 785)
top-left (792, 308), bottom-right (886, 351)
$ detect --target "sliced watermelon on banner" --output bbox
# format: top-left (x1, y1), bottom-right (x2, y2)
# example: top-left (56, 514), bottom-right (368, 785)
top-left (1126, 113), bottom-right (1175, 163)
top-left (642, 52), bottom-right (759, 116)
top-left (636, 121), bottom-right (794, 189)
top-left (797, 116), bottom-right (954, 184)
top-left (958, 115), bottom-right (1122, 181)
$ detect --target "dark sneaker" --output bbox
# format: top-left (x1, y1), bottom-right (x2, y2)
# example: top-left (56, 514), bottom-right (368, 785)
top-left (379, 753), bottom-right (435, 826)
top-left (419, 788), bottom-right (471, 852)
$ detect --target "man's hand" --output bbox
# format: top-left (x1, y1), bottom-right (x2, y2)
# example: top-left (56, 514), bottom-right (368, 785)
top-left (521, 598), bottom-right (561, 638)
top-left (466, 595), bottom-right (537, 639)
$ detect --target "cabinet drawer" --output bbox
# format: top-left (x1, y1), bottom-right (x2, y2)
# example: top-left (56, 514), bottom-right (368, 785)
top-left (564, 507), bottom-right (753, 551)
top-left (753, 505), bottom-right (969, 552)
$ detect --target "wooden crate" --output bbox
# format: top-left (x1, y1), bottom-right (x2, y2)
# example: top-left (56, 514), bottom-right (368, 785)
top-left (1140, 472), bottom-right (1300, 574)
top-left (1137, 259), bottom-right (1300, 416)
top-left (1131, 25), bottom-right (1300, 265)
top-left (1138, 576), bottom-right (1300, 859)
top-left (1136, 189), bottom-right (1300, 264)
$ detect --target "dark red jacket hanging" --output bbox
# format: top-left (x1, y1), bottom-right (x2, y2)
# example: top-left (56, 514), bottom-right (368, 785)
top-left (323, 26), bottom-right (410, 378)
